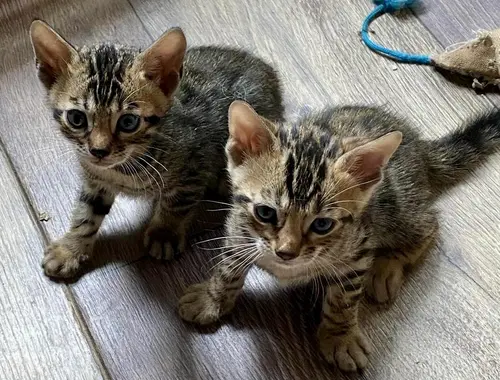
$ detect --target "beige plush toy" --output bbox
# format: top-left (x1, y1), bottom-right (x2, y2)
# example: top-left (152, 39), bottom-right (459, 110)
top-left (432, 29), bottom-right (500, 89)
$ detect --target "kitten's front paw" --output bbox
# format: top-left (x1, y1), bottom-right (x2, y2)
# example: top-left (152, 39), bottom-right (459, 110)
top-left (178, 283), bottom-right (232, 325)
top-left (319, 327), bottom-right (372, 372)
top-left (144, 226), bottom-right (184, 261)
top-left (42, 242), bottom-right (83, 279)
top-left (366, 257), bottom-right (404, 304)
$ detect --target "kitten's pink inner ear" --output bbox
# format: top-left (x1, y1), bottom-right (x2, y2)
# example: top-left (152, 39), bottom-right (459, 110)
top-left (142, 28), bottom-right (186, 97)
top-left (29, 20), bottom-right (76, 81)
top-left (228, 101), bottom-right (272, 156)
top-left (337, 131), bottom-right (403, 186)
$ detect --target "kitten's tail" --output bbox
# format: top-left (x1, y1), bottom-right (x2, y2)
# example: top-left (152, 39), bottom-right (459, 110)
top-left (425, 109), bottom-right (500, 193)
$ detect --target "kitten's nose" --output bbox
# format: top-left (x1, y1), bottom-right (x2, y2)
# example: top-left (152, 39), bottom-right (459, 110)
top-left (276, 250), bottom-right (298, 261)
top-left (89, 148), bottom-right (110, 159)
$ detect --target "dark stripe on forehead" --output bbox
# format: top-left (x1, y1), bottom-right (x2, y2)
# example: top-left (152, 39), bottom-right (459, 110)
top-left (85, 45), bottom-right (134, 108)
top-left (286, 134), bottom-right (336, 207)
top-left (285, 154), bottom-right (295, 199)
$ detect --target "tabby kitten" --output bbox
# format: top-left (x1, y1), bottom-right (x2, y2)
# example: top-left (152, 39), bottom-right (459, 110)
top-left (29, 21), bottom-right (283, 278)
top-left (179, 101), bottom-right (500, 371)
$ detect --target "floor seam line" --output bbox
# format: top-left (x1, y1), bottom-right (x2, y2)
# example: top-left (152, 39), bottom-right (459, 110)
top-left (0, 137), bottom-right (112, 380)
top-left (125, 0), bottom-right (155, 41)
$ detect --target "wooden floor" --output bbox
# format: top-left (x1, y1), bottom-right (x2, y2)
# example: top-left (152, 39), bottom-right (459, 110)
top-left (1, 0), bottom-right (499, 379)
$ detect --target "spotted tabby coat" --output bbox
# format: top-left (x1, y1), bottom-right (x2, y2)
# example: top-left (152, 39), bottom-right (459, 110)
top-left (29, 21), bottom-right (283, 278)
top-left (179, 102), bottom-right (500, 372)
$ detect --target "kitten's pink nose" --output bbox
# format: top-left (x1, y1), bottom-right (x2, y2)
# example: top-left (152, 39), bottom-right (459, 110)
top-left (276, 250), bottom-right (298, 261)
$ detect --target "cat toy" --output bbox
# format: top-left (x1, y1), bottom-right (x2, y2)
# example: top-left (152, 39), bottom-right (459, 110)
top-left (361, 0), bottom-right (500, 90)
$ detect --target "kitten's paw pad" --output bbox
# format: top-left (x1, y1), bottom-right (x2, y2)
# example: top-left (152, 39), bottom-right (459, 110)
top-left (144, 227), bottom-right (184, 261)
top-left (320, 329), bottom-right (372, 372)
top-left (367, 258), bottom-right (404, 304)
top-left (178, 283), bottom-right (229, 325)
top-left (42, 243), bottom-right (82, 279)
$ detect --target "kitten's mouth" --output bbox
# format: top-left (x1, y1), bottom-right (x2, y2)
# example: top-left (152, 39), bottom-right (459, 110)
top-left (86, 152), bottom-right (132, 170)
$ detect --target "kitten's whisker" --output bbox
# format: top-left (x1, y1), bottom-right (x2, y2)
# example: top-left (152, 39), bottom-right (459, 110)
top-left (207, 247), bottom-right (254, 263)
top-left (122, 161), bottom-right (137, 191)
top-left (196, 235), bottom-right (256, 245)
top-left (35, 150), bottom-right (76, 170)
top-left (135, 157), bottom-right (163, 198)
top-left (147, 146), bottom-right (174, 155)
top-left (326, 178), bottom-right (380, 201)
top-left (200, 200), bottom-right (234, 207)
top-left (211, 247), bottom-right (257, 272)
top-left (122, 83), bottom-right (149, 104)
top-left (227, 249), bottom-right (259, 277)
top-left (132, 158), bottom-right (159, 196)
top-left (137, 156), bottom-right (165, 188)
top-left (315, 256), bottom-right (347, 294)
top-left (199, 243), bottom-right (257, 251)
top-left (150, 131), bottom-right (176, 144)
top-left (334, 199), bottom-right (368, 205)
top-left (321, 258), bottom-right (360, 295)
top-left (129, 160), bottom-right (149, 196)
top-left (322, 205), bottom-right (354, 218)
top-left (143, 153), bottom-right (169, 174)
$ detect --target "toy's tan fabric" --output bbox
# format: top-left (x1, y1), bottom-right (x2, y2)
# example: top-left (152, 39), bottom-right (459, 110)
top-left (432, 28), bottom-right (500, 89)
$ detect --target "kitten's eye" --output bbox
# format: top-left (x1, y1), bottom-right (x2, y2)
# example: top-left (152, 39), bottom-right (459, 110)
top-left (310, 218), bottom-right (335, 235)
top-left (254, 205), bottom-right (277, 224)
top-left (66, 109), bottom-right (87, 129)
top-left (117, 114), bottom-right (140, 132)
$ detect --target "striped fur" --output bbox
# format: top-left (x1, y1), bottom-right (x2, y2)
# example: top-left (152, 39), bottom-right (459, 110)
top-left (179, 104), bottom-right (500, 372)
top-left (31, 21), bottom-right (283, 278)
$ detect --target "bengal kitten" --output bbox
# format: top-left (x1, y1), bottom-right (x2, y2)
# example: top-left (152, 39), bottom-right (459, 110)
top-left (179, 101), bottom-right (500, 371)
top-left (29, 21), bottom-right (283, 278)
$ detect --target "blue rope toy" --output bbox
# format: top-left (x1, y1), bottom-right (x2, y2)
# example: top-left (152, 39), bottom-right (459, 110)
top-left (360, 0), bottom-right (500, 89)
top-left (361, 0), bottom-right (432, 65)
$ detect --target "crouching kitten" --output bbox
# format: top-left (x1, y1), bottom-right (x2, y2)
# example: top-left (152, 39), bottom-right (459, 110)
top-left (29, 21), bottom-right (283, 278)
top-left (179, 101), bottom-right (500, 372)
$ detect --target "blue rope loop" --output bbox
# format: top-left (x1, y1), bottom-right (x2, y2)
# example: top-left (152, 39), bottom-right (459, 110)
top-left (361, 0), bottom-right (432, 65)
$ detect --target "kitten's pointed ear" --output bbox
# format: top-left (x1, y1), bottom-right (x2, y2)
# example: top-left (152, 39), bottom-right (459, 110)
top-left (335, 131), bottom-right (402, 188)
top-left (226, 101), bottom-right (275, 167)
top-left (140, 27), bottom-right (186, 97)
top-left (29, 20), bottom-right (78, 89)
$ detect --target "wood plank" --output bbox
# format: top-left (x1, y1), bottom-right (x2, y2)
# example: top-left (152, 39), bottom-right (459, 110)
top-left (0, 145), bottom-right (103, 380)
top-left (416, 0), bottom-right (500, 49)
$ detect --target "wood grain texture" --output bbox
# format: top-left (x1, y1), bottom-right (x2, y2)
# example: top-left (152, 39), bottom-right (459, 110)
top-left (0, 146), bottom-right (103, 380)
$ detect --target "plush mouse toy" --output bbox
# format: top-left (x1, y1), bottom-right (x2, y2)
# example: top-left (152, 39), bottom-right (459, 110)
top-left (361, 0), bottom-right (500, 90)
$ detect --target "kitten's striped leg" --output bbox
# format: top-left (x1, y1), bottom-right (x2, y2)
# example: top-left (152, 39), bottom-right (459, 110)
top-left (144, 189), bottom-right (203, 260)
top-left (366, 217), bottom-right (438, 304)
top-left (179, 257), bottom-right (248, 325)
top-left (43, 184), bottom-right (114, 279)
top-left (318, 271), bottom-right (372, 372)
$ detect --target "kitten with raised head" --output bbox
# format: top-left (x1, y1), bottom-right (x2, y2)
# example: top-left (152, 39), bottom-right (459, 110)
top-left (29, 21), bottom-right (283, 279)
top-left (179, 101), bottom-right (500, 371)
